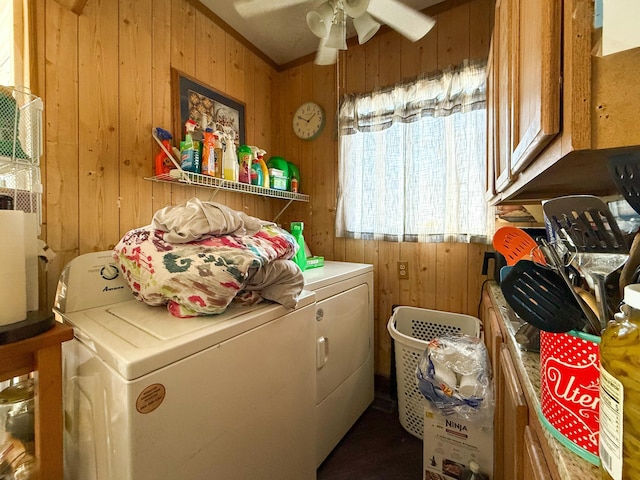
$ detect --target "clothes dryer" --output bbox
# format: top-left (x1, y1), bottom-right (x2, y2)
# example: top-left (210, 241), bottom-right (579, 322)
top-left (55, 251), bottom-right (316, 480)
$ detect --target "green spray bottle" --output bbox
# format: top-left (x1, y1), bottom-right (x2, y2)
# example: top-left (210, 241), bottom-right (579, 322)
top-left (290, 222), bottom-right (307, 271)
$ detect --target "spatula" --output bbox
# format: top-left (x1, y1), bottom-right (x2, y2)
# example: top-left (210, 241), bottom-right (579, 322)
top-left (542, 195), bottom-right (629, 328)
top-left (608, 152), bottom-right (640, 215)
top-left (500, 260), bottom-right (590, 334)
top-left (493, 226), bottom-right (547, 266)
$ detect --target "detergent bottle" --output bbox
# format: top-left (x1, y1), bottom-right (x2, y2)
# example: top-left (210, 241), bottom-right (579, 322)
top-left (237, 145), bottom-right (252, 184)
top-left (201, 129), bottom-right (218, 176)
top-left (290, 222), bottom-right (307, 271)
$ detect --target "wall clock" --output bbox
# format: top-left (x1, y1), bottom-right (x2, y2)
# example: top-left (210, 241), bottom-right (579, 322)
top-left (293, 101), bottom-right (325, 140)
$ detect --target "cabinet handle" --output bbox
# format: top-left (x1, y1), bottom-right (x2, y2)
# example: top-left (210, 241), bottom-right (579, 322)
top-left (316, 336), bottom-right (329, 369)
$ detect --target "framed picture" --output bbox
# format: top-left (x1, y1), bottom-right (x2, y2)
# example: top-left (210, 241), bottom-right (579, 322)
top-left (171, 68), bottom-right (245, 146)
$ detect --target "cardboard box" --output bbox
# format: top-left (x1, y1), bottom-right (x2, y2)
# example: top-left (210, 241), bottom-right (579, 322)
top-left (423, 406), bottom-right (493, 480)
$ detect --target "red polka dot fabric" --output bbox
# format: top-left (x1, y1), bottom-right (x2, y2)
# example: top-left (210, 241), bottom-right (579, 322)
top-left (539, 331), bottom-right (600, 455)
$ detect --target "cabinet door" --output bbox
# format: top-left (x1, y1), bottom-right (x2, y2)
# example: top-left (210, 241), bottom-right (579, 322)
top-left (510, 0), bottom-right (561, 174)
top-left (485, 41), bottom-right (496, 200)
top-left (496, 345), bottom-right (528, 480)
top-left (494, 0), bottom-right (513, 192)
top-left (523, 426), bottom-right (553, 480)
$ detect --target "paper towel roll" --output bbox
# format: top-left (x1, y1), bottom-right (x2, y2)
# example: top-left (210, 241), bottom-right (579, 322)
top-left (0, 210), bottom-right (27, 326)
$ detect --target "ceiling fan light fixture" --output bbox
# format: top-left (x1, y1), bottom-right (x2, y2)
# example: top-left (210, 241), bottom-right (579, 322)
top-left (306, 1), bottom-right (335, 39)
top-left (353, 12), bottom-right (380, 44)
top-left (343, 0), bottom-right (369, 18)
top-left (325, 9), bottom-right (347, 50)
top-left (315, 38), bottom-right (338, 65)
top-left (366, 0), bottom-right (436, 42)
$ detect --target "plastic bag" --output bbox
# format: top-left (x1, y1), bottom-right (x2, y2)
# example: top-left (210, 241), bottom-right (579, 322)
top-left (416, 334), bottom-right (494, 425)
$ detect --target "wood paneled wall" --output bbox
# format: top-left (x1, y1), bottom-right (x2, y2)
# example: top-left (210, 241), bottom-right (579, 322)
top-left (35, 0), bottom-right (493, 379)
top-left (36, 0), bottom-right (280, 307)
top-left (276, 0), bottom-right (494, 375)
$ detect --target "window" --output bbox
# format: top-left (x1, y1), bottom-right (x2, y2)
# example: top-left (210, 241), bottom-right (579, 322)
top-left (0, 0), bottom-right (31, 88)
top-left (336, 60), bottom-right (491, 243)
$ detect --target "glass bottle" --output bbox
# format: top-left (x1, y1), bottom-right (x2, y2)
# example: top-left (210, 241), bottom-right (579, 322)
top-left (599, 284), bottom-right (640, 480)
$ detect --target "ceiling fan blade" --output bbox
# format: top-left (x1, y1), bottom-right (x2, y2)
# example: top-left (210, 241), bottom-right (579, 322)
top-left (367, 0), bottom-right (435, 42)
top-left (315, 37), bottom-right (338, 65)
top-left (234, 0), bottom-right (308, 18)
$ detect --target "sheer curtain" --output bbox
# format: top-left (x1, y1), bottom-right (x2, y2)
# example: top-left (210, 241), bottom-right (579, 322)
top-left (336, 59), bottom-right (492, 243)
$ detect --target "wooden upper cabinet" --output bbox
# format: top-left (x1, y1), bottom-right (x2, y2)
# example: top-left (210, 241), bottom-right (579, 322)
top-left (485, 42), bottom-right (496, 199)
top-left (510, 0), bottom-right (561, 174)
top-left (493, 0), bottom-right (513, 192)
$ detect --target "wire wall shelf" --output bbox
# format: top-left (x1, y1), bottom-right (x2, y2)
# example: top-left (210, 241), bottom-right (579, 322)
top-left (145, 170), bottom-right (309, 202)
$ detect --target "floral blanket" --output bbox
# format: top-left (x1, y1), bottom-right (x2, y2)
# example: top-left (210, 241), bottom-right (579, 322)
top-left (113, 223), bottom-right (303, 317)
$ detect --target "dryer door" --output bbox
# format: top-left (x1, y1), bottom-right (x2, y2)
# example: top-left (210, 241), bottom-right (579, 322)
top-left (315, 283), bottom-right (370, 404)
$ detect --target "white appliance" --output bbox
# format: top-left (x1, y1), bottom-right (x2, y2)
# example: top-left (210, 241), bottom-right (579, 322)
top-left (302, 261), bottom-right (374, 466)
top-left (55, 251), bottom-right (317, 480)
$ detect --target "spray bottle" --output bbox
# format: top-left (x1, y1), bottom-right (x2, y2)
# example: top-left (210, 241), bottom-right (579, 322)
top-left (290, 222), bottom-right (307, 271)
top-left (249, 146), bottom-right (263, 186)
top-left (256, 148), bottom-right (270, 188)
top-left (222, 133), bottom-right (238, 182)
top-left (154, 127), bottom-right (175, 175)
top-left (180, 120), bottom-right (201, 173)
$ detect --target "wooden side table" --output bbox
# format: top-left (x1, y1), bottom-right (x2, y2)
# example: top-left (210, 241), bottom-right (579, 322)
top-left (0, 322), bottom-right (74, 479)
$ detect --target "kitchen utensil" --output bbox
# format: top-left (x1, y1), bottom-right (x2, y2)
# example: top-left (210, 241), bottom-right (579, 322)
top-left (607, 152), bottom-right (640, 215)
top-left (514, 322), bottom-right (540, 352)
top-left (500, 260), bottom-right (589, 334)
top-left (492, 226), bottom-right (547, 266)
top-left (539, 239), bottom-right (602, 335)
top-left (620, 232), bottom-right (640, 293)
top-left (542, 195), bottom-right (629, 328)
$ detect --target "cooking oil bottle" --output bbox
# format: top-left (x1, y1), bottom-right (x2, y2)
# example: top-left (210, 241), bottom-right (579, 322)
top-left (599, 284), bottom-right (640, 480)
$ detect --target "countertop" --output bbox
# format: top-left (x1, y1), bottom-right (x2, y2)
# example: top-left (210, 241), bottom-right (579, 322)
top-left (487, 283), bottom-right (600, 480)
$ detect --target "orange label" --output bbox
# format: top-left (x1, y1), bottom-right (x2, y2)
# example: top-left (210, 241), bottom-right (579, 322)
top-left (136, 383), bottom-right (166, 414)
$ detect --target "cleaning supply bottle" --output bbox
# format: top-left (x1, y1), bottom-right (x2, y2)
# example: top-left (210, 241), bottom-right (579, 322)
top-left (154, 127), bottom-right (175, 175)
top-left (180, 120), bottom-right (201, 173)
top-left (257, 149), bottom-right (269, 188)
top-left (237, 145), bottom-right (252, 184)
top-left (213, 132), bottom-right (223, 178)
top-left (222, 134), bottom-right (238, 182)
top-left (201, 129), bottom-right (218, 176)
top-left (290, 222), bottom-right (307, 271)
top-left (249, 147), bottom-right (263, 187)
top-left (600, 284), bottom-right (640, 480)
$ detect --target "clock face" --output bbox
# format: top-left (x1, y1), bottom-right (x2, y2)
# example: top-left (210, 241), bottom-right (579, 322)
top-left (293, 102), bottom-right (325, 140)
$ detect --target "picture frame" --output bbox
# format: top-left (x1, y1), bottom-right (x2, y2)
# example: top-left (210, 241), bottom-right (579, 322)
top-left (171, 68), bottom-right (246, 146)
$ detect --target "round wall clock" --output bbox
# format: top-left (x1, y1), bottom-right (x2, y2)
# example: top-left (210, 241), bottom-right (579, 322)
top-left (293, 101), bottom-right (325, 140)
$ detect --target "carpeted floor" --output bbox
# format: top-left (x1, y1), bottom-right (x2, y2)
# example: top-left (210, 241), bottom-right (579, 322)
top-left (317, 396), bottom-right (423, 480)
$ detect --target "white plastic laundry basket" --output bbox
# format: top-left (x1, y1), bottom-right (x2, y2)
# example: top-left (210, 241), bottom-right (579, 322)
top-left (387, 306), bottom-right (480, 439)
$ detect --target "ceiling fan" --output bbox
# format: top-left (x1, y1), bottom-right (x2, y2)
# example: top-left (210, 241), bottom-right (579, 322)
top-left (234, 0), bottom-right (436, 65)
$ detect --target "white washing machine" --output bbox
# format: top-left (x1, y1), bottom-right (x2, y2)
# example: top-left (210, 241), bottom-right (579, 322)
top-left (55, 251), bottom-right (317, 480)
top-left (302, 261), bottom-right (374, 467)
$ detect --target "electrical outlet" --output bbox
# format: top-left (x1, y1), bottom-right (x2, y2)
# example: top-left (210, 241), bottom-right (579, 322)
top-left (397, 261), bottom-right (409, 280)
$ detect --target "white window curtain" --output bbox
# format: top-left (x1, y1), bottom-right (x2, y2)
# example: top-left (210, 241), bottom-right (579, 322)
top-left (336, 59), bottom-right (492, 243)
